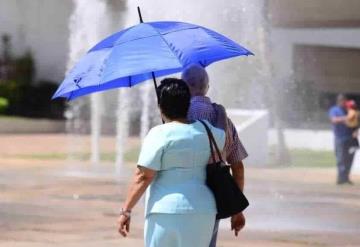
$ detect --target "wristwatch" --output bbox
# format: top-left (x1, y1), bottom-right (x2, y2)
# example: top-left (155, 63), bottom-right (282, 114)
top-left (120, 208), bottom-right (131, 218)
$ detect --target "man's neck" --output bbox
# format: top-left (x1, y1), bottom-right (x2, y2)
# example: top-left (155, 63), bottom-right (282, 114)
top-left (192, 94), bottom-right (207, 97)
top-left (191, 95), bottom-right (211, 103)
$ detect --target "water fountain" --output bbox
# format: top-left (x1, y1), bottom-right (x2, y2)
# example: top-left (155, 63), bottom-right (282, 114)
top-left (140, 83), bottom-right (154, 139)
top-left (66, 0), bottom-right (128, 173)
top-left (66, 0), bottom-right (108, 167)
top-left (65, 0), bottom-right (273, 170)
top-left (115, 89), bottom-right (130, 172)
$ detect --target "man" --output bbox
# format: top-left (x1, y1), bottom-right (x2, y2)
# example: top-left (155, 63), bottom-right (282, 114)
top-left (182, 64), bottom-right (248, 247)
top-left (329, 94), bottom-right (356, 185)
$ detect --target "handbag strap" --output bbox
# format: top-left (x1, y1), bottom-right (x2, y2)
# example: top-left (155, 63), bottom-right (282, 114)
top-left (200, 120), bottom-right (216, 163)
top-left (198, 120), bottom-right (225, 163)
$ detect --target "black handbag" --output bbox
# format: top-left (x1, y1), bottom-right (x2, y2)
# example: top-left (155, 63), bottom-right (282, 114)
top-left (199, 120), bottom-right (249, 219)
top-left (346, 137), bottom-right (359, 149)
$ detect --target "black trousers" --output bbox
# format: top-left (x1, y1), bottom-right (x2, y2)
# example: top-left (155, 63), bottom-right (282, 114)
top-left (335, 138), bottom-right (356, 182)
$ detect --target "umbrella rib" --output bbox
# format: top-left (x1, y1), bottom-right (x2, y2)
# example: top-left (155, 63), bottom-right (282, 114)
top-left (150, 25), bottom-right (183, 66)
top-left (89, 25), bottom-right (137, 52)
top-left (110, 25), bottom-right (199, 50)
top-left (156, 26), bottom-right (199, 36)
top-left (112, 34), bottom-right (160, 47)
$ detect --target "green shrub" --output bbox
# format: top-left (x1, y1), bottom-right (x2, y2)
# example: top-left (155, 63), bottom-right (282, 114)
top-left (0, 80), bottom-right (65, 119)
top-left (13, 51), bottom-right (35, 85)
top-left (20, 81), bottom-right (66, 119)
top-left (0, 35), bottom-right (65, 119)
top-left (0, 80), bottom-right (23, 114)
top-left (0, 97), bottom-right (9, 114)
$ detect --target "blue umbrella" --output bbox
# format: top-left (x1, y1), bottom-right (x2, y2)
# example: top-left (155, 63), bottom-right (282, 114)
top-left (52, 8), bottom-right (253, 100)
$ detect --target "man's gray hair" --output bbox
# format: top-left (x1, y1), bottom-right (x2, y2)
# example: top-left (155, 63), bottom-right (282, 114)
top-left (181, 64), bottom-right (209, 96)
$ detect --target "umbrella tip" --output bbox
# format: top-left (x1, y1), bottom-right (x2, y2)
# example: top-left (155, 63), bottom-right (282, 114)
top-left (137, 6), bottom-right (144, 23)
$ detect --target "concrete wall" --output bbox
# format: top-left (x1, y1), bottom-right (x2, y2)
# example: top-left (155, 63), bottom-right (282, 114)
top-left (228, 109), bottom-right (269, 166)
top-left (268, 129), bottom-right (333, 151)
top-left (271, 28), bottom-right (360, 82)
top-left (269, 0), bottom-right (360, 28)
top-left (0, 0), bottom-right (73, 83)
top-left (294, 45), bottom-right (360, 93)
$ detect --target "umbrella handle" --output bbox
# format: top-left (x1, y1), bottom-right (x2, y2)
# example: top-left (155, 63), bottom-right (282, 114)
top-left (152, 72), bottom-right (160, 104)
top-left (151, 72), bottom-right (164, 124)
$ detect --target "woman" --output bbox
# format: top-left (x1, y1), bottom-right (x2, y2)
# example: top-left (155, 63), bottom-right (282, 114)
top-left (118, 78), bottom-right (225, 247)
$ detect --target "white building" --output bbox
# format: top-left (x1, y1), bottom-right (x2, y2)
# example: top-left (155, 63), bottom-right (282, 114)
top-left (0, 0), bottom-right (73, 82)
top-left (269, 0), bottom-right (360, 99)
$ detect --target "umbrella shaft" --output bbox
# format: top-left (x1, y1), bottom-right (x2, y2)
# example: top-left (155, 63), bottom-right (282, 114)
top-left (152, 72), bottom-right (160, 104)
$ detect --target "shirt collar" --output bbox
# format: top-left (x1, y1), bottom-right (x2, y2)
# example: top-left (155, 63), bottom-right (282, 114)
top-left (190, 96), bottom-right (212, 104)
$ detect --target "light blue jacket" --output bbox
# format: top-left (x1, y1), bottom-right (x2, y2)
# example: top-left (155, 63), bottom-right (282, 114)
top-left (138, 120), bottom-right (225, 216)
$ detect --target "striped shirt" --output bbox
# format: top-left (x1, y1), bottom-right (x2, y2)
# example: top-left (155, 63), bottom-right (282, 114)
top-left (187, 96), bottom-right (248, 164)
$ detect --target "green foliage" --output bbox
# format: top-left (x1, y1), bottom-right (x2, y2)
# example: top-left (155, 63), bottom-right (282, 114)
top-left (13, 51), bottom-right (35, 84)
top-left (0, 34), bottom-right (65, 119)
top-left (20, 81), bottom-right (66, 118)
top-left (0, 79), bottom-right (65, 118)
top-left (0, 97), bottom-right (9, 114)
top-left (269, 146), bottom-right (334, 168)
top-left (0, 80), bottom-right (23, 114)
top-left (290, 149), bottom-right (334, 168)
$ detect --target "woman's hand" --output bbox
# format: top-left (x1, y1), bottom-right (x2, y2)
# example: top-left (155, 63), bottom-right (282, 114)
top-left (117, 166), bottom-right (156, 237)
top-left (231, 212), bottom-right (245, 236)
top-left (118, 215), bottom-right (131, 237)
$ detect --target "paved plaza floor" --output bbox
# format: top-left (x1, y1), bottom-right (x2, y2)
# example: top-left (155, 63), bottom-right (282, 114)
top-left (1, 134), bottom-right (360, 247)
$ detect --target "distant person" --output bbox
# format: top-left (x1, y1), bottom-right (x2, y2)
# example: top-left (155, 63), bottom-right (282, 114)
top-left (345, 100), bottom-right (360, 154)
top-left (118, 78), bottom-right (226, 246)
top-left (329, 94), bottom-right (356, 185)
top-left (345, 100), bottom-right (359, 128)
top-left (182, 64), bottom-right (248, 247)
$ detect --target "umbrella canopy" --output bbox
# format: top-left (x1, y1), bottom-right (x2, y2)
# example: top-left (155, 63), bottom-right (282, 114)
top-left (53, 21), bottom-right (253, 100)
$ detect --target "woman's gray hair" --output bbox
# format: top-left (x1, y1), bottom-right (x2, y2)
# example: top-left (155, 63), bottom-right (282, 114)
top-left (181, 64), bottom-right (209, 96)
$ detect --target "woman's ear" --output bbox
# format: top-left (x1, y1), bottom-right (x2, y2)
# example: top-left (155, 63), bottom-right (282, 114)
top-left (158, 106), bottom-right (165, 121)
